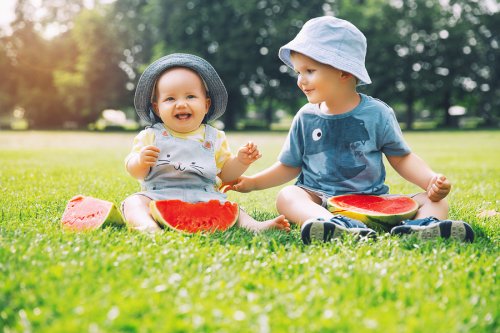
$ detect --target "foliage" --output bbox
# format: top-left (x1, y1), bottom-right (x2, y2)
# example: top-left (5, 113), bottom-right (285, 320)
top-left (53, 8), bottom-right (130, 125)
top-left (1, 0), bottom-right (130, 128)
top-left (340, 0), bottom-right (500, 129)
top-left (0, 131), bottom-right (498, 332)
top-left (0, 42), bottom-right (16, 121)
top-left (0, 0), bottom-right (498, 129)
top-left (125, 0), bottom-right (324, 129)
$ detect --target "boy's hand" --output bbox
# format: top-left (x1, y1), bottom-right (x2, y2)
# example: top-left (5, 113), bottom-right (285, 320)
top-left (139, 145), bottom-right (160, 167)
top-left (230, 176), bottom-right (256, 193)
top-left (427, 174), bottom-right (451, 202)
top-left (237, 141), bottom-right (262, 165)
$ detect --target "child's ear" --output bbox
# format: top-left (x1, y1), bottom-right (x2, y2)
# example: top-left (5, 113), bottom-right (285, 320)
top-left (340, 71), bottom-right (357, 85)
top-left (340, 71), bottom-right (353, 80)
top-left (149, 104), bottom-right (162, 123)
top-left (151, 102), bottom-right (158, 114)
top-left (205, 98), bottom-right (211, 113)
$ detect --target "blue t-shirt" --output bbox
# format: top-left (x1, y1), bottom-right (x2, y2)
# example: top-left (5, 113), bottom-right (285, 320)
top-left (278, 93), bottom-right (411, 197)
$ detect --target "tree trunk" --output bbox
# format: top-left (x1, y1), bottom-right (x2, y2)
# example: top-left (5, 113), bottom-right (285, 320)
top-left (224, 89), bottom-right (243, 130)
top-left (264, 99), bottom-right (273, 130)
top-left (441, 89), bottom-right (455, 127)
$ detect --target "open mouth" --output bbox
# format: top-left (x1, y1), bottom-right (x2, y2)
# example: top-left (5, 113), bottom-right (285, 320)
top-left (175, 113), bottom-right (192, 120)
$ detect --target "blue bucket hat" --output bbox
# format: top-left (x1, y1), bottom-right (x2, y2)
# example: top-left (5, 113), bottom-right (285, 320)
top-left (134, 53), bottom-right (228, 125)
top-left (279, 16), bottom-right (371, 86)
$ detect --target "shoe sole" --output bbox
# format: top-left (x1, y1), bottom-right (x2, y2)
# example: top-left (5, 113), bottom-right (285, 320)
top-left (392, 221), bottom-right (474, 242)
top-left (301, 221), bottom-right (375, 245)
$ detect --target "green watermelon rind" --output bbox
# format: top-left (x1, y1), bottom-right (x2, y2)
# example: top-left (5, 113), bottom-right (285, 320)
top-left (103, 203), bottom-right (126, 227)
top-left (150, 200), bottom-right (239, 234)
top-left (327, 194), bottom-right (419, 232)
top-left (61, 195), bottom-right (125, 232)
top-left (363, 213), bottom-right (417, 232)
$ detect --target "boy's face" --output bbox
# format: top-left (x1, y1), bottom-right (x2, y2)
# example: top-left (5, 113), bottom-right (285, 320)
top-left (290, 52), bottom-right (351, 104)
top-left (152, 67), bottom-right (211, 133)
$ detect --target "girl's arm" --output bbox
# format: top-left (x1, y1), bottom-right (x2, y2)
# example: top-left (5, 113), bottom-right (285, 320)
top-left (126, 145), bottom-right (160, 180)
top-left (387, 152), bottom-right (451, 201)
top-left (219, 142), bottom-right (261, 182)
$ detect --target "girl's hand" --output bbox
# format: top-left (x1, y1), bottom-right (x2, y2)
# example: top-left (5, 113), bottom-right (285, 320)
top-left (427, 174), bottom-right (451, 202)
top-left (139, 145), bottom-right (160, 167)
top-left (237, 142), bottom-right (262, 165)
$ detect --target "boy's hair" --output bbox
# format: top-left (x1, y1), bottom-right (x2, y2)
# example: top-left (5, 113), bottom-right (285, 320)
top-left (289, 49), bottom-right (360, 85)
top-left (279, 16), bottom-right (371, 86)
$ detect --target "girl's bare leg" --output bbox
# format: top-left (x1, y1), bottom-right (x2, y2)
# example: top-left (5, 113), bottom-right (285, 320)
top-left (237, 209), bottom-right (290, 233)
top-left (122, 195), bottom-right (162, 233)
top-left (276, 185), bottom-right (334, 226)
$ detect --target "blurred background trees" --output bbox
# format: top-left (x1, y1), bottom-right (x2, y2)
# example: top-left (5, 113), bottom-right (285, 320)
top-left (0, 0), bottom-right (498, 130)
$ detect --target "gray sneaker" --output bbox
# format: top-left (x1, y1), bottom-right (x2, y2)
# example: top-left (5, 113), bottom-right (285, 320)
top-left (301, 216), bottom-right (377, 245)
top-left (390, 217), bottom-right (474, 243)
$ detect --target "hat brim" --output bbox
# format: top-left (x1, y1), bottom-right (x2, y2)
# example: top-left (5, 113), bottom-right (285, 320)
top-left (134, 53), bottom-right (228, 124)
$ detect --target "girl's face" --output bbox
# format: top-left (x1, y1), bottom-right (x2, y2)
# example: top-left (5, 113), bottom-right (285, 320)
top-left (290, 52), bottom-right (346, 104)
top-left (152, 67), bottom-right (210, 133)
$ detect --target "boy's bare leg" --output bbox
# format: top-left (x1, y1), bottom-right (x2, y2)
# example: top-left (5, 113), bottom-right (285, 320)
top-left (412, 192), bottom-right (449, 220)
top-left (122, 195), bottom-right (162, 233)
top-left (276, 185), bottom-right (334, 226)
top-left (237, 209), bottom-right (291, 233)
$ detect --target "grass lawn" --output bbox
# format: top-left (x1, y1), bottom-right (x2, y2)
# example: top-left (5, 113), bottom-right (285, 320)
top-left (0, 130), bottom-right (498, 333)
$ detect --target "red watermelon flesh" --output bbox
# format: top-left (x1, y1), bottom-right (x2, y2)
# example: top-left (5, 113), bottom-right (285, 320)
top-left (150, 200), bottom-right (239, 234)
top-left (328, 194), bottom-right (419, 232)
top-left (61, 195), bottom-right (125, 231)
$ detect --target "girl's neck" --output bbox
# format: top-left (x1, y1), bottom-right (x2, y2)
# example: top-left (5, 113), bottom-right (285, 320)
top-left (320, 90), bottom-right (360, 115)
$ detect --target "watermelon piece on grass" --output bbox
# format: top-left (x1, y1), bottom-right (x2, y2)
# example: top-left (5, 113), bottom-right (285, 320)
top-left (150, 199), bottom-right (239, 234)
top-left (61, 195), bottom-right (125, 231)
top-left (328, 194), bottom-right (419, 232)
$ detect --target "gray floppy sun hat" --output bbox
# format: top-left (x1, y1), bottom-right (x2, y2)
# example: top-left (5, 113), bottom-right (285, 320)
top-left (134, 53), bottom-right (228, 125)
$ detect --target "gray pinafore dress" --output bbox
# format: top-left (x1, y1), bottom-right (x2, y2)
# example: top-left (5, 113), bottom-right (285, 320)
top-left (135, 123), bottom-right (227, 203)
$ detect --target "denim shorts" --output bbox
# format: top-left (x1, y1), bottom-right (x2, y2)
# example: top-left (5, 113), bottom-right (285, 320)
top-left (298, 186), bottom-right (331, 208)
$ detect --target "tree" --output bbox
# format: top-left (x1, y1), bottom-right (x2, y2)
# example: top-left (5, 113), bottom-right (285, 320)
top-left (7, 19), bottom-right (64, 127)
top-left (234, 0), bottom-right (324, 129)
top-left (461, 1), bottom-right (500, 127)
top-left (337, 0), bottom-right (499, 129)
top-left (2, 0), bottom-right (90, 127)
top-left (0, 38), bottom-right (16, 121)
top-left (4, 0), bottom-right (131, 128)
top-left (412, 0), bottom-right (499, 127)
top-left (116, 0), bottom-right (326, 130)
top-left (54, 7), bottom-right (130, 126)
top-left (109, 0), bottom-right (158, 120)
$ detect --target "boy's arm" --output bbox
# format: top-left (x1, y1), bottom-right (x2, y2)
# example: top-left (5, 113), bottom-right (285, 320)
top-left (386, 153), bottom-right (451, 201)
top-left (232, 162), bottom-right (301, 192)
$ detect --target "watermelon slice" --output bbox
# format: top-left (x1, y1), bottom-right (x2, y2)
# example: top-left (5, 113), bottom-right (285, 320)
top-left (61, 195), bottom-right (125, 231)
top-left (328, 194), bottom-right (419, 232)
top-left (150, 200), bottom-right (239, 234)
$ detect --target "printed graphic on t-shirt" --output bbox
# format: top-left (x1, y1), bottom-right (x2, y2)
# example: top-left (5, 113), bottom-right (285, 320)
top-left (304, 116), bottom-right (369, 182)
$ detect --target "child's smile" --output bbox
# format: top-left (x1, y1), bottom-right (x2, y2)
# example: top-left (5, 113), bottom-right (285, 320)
top-left (153, 67), bottom-right (211, 133)
top-left (174, 112), bottom-right (192, 120)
